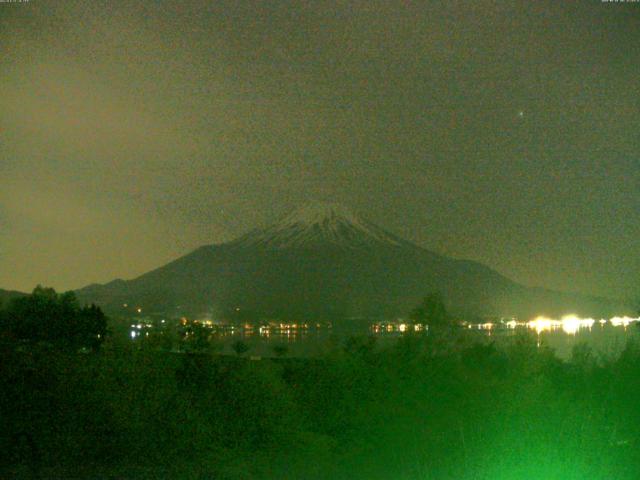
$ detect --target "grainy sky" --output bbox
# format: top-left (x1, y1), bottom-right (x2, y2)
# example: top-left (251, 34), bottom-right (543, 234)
top-left (1, 0), bottom-right (638, 299)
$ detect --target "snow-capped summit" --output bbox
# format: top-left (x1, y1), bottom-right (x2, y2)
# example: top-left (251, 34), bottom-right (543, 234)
top-left (277, 202), bottom-right (363, 227)
top-left (232, 202), bottom-right (402, 249)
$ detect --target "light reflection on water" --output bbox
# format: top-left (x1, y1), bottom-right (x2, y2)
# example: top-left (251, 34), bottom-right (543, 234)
top-left (128, 316), bottom-right (640, 360)
top-left (467, 315), bottom-right (640, 336)
top-left (465, 315), bottom-right (640, 359)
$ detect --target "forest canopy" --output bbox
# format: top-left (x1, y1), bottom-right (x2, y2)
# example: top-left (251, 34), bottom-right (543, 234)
top-left (0, 285), bottom-right (107, 351)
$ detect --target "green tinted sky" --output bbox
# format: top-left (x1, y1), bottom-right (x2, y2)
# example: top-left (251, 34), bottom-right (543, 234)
top-left (1, 0), bottom-right (638, 299)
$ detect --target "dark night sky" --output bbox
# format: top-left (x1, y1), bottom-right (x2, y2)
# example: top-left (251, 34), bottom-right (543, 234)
top-left (1, 0), bottom-right (638, 299)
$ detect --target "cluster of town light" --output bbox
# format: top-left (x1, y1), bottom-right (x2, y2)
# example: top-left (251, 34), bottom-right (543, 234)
top-left (371, 315), bottom-right (640, 336)
top-left (371, 323), bottom-right (427, 333)
top-left (471, 315), bottom-right (640, 335)
top-left (128, 314), bottom-right (640, 341)
top-left (128, 318), bottom-right (331, 341)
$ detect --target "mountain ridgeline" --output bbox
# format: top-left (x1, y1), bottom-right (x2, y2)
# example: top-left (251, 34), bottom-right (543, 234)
top-left (76, 203), bottom-right (627, 322)
top-left (0, 289), bottom-right (27, 306)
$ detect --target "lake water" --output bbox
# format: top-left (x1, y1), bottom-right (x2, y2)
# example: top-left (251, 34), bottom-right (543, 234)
top-left (469, 321), bottom-right (640, 360)
top-left (173, 316), bottom-right (640, 360)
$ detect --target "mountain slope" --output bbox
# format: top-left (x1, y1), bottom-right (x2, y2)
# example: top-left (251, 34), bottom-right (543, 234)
top-left (76, 203), bottom-right (627, 321)
top-left (0, 288), bottom-right (27, 306)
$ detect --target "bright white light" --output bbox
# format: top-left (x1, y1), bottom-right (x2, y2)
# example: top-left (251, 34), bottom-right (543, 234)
top-left (527, 316), bottom-right (558, 334)
top-left (525, 314), bottom-right (637, 334)
top-left (610, 316), bottom-right (640, 328)
top-left (560, 315), bottom-right (581, 335)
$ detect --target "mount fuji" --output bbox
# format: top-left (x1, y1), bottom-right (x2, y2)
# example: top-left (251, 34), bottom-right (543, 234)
top-left (76, 203), bottom-right (625, 322)
top-left (232, 203), bottom-right (404, 250)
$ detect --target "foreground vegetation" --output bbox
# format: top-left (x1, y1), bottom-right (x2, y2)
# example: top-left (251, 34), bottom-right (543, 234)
top-left (2, 288), bottom-right (640, 479)
top-left (2, 325), bottom-right (640, 479)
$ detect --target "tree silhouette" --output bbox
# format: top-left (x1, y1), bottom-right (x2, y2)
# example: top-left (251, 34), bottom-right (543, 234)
top-left (0, 285), bottom-right (107, 351)
top-left (409, 292), bottom-right (451, 328)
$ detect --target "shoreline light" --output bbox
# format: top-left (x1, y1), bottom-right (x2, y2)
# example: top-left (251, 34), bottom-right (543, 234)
top-left (610, 316), bottom-right (638, 328)
top-left (504, 315), bottom-right (639, 335)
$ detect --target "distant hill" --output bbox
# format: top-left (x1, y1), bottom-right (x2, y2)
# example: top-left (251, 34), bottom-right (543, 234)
top-left (0, 288), bottom-right (27, 307)
top-left (76, 203), bottom-right (630, 322)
